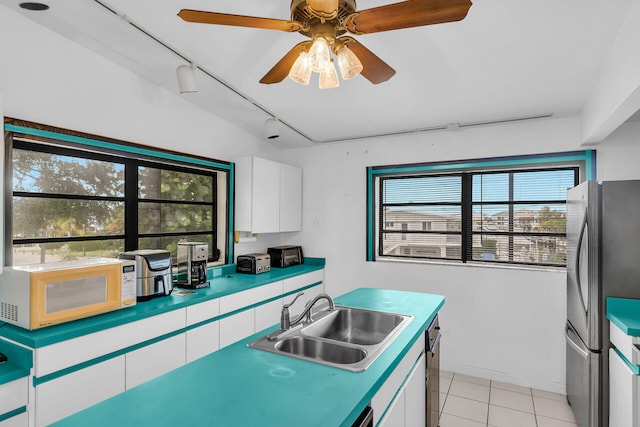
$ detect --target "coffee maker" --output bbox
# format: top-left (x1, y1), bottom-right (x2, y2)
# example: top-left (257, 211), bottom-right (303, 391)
top-left (176, 242), bottom-right (209, 289)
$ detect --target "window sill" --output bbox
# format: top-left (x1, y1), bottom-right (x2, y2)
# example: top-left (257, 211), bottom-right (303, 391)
top-left (374, 256), bottom-right (566, 273)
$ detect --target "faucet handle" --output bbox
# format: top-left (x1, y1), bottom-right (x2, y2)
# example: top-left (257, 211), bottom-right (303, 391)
top-left (281, 292), bottom-right (304, 331)
top-left (283, 292), bottom-right (304, 309)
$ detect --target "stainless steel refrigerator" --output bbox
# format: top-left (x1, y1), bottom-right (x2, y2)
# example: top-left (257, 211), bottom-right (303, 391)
top-left (566, 180), bottom-right (640, 427)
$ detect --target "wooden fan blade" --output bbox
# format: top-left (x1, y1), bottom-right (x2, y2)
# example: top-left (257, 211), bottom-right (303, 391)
top-left (307, 0), bottom-right (339, 18)
top-left (260, 41), bottom-right (313, 84)
top-left (345, 0), bottom-right (472, 34)
top-left (178, 9), bottom-right (303, 32)
top-left (341, 37), bottom-right (396, 84)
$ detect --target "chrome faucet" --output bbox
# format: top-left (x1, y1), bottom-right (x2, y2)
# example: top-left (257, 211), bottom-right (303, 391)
top-left (280, 292), bottom-right (335, 330)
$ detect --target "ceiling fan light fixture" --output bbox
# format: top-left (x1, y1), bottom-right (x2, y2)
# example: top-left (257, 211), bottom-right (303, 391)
top-left (308, 37), bottom-right (331, 73)
top-left (336, 45), bottom-right (363, 80)
top-left (319, 60), bottom-right (339, 89)
top-left (288, 51), bottom-right (313, 85)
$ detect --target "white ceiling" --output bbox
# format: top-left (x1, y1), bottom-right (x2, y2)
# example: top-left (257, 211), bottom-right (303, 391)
top-left (2, 0), bottom-right (634, 147)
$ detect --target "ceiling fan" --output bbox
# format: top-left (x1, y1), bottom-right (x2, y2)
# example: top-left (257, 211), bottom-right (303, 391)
top-left (178, 0), bottom-right (472, 88)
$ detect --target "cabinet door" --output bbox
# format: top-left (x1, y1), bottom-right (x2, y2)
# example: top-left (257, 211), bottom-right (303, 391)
top-left (35, 356), bottom-right (125, 427)
top-left (126, 334), bottom-right (186, 390)
top-left (255, 298), bottom-right (283, 333)
top-left (405, 353), bottom-right (427, 427)
top-left (219, 309), bottom-right (255, 349)
top-left (0, 377), bottom-right (27, 416)
top-left (279, 163), bottom-right (302, 232)
top-left (609, 348), bottom-right (634, 427)
top-left (186, 321), bottom-right (220, 363)
top-left (251, 157), bottom-right (280, 233)
top-left (377, 388), bottom-right (405, 427)
top-left (0, 411), bottom-right (28, 427)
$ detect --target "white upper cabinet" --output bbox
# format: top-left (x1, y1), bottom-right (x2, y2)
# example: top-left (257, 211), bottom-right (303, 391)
top-left (235, 156), bottom-right (302, 233)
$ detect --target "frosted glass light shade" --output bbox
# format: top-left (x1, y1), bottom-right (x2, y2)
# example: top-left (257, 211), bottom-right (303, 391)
top-left (288, 52), bottom-right (313, 85)
top-left (319, 60), bottom-right (339, 89)
top-left (336, 46), bottom-right (363, 80)
top-left (309, 37), bottom-right (331, 73)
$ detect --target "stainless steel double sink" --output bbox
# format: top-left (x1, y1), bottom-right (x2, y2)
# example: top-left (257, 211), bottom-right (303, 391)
top-left (248, 305), bottom-right (413, 372)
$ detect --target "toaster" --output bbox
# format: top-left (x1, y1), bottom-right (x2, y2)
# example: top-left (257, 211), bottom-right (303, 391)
top-left (267, 245), bottom-right (304, 268)
top-left (236, 253), bottom-right (271, 274)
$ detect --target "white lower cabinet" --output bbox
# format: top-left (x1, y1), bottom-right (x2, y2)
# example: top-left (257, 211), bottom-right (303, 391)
top-left (255, 298), bottom-right (283, 333)
top-left (0, 377), bottom-right (28, 427)
top-left (609, 348), bottom-right (638, 427)
top-left (0, 411), bottom-right (28, 427)
top-left (25, 268), bottom-right (324, 425)
top-left (0, 377), bottom-right (27, 417)
top-left (186, 321), bottom-right (220, 363)
top-left (126, 334), bottom-right (186, 390)
top-left (220, 309), bottom-right (255, 349)
top-left (35, 356), bottom-right (125, 427)
top-left (378, 387), bottom-right (405, 427)
top-left (373, 338), bottom-right (426, 427)
top-left (405, 354), bottom-right (427, 427)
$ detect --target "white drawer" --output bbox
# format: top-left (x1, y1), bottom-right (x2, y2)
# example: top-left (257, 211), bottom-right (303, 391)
top-left (35, 308), bottom-right (186, 377)
top-left (283, 270), bottom-right (324, 294)
top-left (0, 377), bottom-right (28, 414)
top-left (186, 321), bottom-right (220, 363)
top-left (0, 411), bottom-right (28, 427)
top-left (611, 321), bottom-right (636, 362)
top-left (186, 298), bottom-right (220, 326)
top-left (35, 356), bottom-right (125, 427)
top-left (219, 281), bottom-right (282, 315)
top-left (125, 334), bottom-right (186, 390)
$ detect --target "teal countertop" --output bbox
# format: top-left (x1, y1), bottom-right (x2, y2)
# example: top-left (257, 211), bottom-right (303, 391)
top-left (607, 297), bottom-right (640, 336)
top-left (51, 288), bottom-right (445, 427)
top-left (0, 259), bottom-right (325, 348)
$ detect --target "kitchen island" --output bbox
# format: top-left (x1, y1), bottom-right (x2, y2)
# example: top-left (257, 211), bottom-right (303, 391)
top-left (51, 288), bottom-right (444, 427)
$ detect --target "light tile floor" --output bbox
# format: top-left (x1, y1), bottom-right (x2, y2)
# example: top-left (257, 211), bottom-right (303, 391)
top-left (438, 371), bottom-right (578, 427)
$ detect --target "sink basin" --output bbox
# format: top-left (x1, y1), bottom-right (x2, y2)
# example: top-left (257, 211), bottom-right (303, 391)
top-left (302, 306), bottom-right (406, 345)
top-left (275, 336), bottom-right (367, 364)
top-left (247, 305), bottom-right (413, 372)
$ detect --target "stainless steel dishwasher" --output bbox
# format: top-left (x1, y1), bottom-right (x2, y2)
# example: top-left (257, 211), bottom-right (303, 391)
top-left (426, 315), bottom-right (441, 427)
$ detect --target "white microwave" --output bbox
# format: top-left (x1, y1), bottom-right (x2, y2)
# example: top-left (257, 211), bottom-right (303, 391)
top-left (0, 258), bottom-right (136, 330)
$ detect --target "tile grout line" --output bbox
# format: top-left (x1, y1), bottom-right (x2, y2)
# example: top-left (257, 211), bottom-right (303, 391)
top-left (530, 386), bottom-right (539, 427)
top-left (487, 380), bottom-right (493, 427)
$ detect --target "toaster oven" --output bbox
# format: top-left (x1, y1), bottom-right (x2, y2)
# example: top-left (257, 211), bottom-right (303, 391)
top-left (267, 245), bottom-right (304, 268)
top-left (236, 253), bottom-right (271, 274)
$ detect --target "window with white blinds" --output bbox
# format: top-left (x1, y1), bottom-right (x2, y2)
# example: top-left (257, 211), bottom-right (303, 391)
top-left (368, 151), bottom-right (594, 267)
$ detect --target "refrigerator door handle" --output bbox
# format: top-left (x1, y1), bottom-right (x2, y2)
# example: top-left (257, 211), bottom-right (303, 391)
top-left (429, 331), bottom-right (441, 355)
top-left (566, 324), bottom-right (589, 360)
top-left (574, 208), bottom-right (589, 313)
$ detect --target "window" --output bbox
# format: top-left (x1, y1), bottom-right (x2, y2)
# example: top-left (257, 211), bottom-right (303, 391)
top-left (4, 120), bottom-right (233, 266)
top-left (367, 151), bottom-right (596, 267)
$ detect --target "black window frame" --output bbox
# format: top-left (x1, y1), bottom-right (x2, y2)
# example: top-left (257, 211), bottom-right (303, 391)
top-left (4, 119), bottom-right (233, 267)
top-left (367, 151), bottom-right (596, 268)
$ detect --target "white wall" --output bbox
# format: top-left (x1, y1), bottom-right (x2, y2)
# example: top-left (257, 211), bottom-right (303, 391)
top-left (0, 6), bottom-right (286, 264)
top-left (281, 115), bottom-right (640, 393)
top-left (0, 6), bottom-right (279, 163)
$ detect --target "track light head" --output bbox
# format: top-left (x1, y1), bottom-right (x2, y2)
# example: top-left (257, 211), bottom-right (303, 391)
top-left (265, 118), bottom-right (279, 139)
top-left (176, 64), bottom-right (197, 94)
